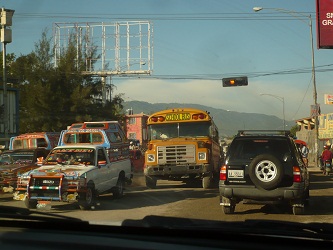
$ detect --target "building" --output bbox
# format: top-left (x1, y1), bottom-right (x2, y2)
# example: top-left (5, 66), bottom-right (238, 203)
top-left (296, 112), bottom-right (333, 167)
top-left (125, 111), bottom-right (149, 149)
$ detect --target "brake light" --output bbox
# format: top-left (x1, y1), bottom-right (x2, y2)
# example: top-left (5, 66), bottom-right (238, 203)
top-left (220, 165), bottom-right (227, 180)
top-left (293, 166), bottom-right (301, 182)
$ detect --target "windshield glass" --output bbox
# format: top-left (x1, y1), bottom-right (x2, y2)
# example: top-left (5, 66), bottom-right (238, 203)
top-left (0, 152), bottom-right (34, 165)
top-left (63, 132), bottom-right (104, 144)
top-left (1, 0), bottom-right (333, 241)
top-left (228, 138), bottom-right (292, 160)
top-left (45, 148), bottom-right (95, 165)
top-left (148, 122), bottom-right (211, 139)
top-left (12, 138), bottom-right (47, 149)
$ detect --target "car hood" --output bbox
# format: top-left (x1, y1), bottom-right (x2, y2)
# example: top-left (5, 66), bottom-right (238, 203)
top-left (0, 163), bottom-right (33, 172)
top-left (21, 164), bottom-right (96, 178)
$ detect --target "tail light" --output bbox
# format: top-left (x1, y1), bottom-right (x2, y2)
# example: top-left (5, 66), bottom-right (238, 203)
top-left (220, 165), bottom-right (227, 180)
top-left (293, 166), bottom-right (301, 182)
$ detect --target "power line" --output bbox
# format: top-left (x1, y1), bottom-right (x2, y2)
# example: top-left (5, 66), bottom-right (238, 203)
top-left (14, 12), bottom-right (316, 21)
top-left (112, 64), bottom-right (333, 81)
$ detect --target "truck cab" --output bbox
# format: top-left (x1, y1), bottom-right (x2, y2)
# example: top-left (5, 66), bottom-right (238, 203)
top-left (58, 121), bottom-right (130, 163)
top-left (9, 132), bottom-right (60, 151)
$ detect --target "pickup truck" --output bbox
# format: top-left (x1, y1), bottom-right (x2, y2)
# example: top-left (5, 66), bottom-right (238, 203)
top-left (18, 145), bottom-right (132, 210)
top-left (0, 148), bottom-right (50, 195)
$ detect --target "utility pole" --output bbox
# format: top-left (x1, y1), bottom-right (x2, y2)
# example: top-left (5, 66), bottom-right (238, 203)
top-left (0, 8), bottom-right (14, 148)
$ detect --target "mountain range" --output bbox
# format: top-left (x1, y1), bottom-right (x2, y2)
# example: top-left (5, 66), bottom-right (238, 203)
top-left (123, 101), bottom-right (296, 137)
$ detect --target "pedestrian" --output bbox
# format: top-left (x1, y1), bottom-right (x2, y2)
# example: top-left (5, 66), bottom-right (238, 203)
top-left (321, 145), bottom-right (333, 175)
top-left (300, 144), bottom-right (309, 167)
top-left (129, 141), bottom-right (135, 150)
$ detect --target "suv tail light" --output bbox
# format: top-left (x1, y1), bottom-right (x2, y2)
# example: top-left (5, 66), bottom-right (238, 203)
top-left (293, 166), bottom-right (301, 182)
top-left (220, 165), bottom-right (227, 180)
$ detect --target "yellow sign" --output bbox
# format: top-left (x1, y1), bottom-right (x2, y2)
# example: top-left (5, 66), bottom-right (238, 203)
top-left (165, 113), bottom-right (191, 121)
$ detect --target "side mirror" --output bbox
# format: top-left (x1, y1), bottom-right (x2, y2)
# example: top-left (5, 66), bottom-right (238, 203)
top-left (98, 160), bottom-right (107, 167)
top-left (36, 157), bottom-right (44, 166)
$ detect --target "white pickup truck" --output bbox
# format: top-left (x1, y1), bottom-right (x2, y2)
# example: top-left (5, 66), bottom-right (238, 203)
top-left (18, 145), bottom-right (132, 210)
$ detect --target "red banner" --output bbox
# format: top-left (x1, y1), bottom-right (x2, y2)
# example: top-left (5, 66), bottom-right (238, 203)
top-left (316, 0), bottom-right (333, 49)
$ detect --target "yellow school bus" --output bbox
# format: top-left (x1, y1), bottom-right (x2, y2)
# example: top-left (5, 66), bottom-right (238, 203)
top-left (144, 108), bottom-right (221, 189)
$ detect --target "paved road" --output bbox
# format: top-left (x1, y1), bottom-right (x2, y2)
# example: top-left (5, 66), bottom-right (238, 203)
top-left (1, 166), bottom-right (332, 225)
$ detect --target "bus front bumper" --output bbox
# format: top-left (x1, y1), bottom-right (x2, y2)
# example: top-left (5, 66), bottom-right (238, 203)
top-left (144, 164), bottom-right (211, 177)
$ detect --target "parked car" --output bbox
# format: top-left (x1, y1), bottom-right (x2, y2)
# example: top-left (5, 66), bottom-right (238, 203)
top-left (219, 130), bottom-right (310, 215)
top-left (0, 148), bottom-right (50, 195)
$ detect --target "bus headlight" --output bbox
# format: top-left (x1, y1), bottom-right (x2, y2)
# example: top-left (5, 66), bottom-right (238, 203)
top-left (147, 154), bottom-right (155, 162)
top-left (198, 152), bottom-right (206, 160)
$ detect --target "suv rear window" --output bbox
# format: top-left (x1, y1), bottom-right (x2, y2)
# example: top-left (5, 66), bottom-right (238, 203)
top-left (229, 138), bottom-right (291, 160)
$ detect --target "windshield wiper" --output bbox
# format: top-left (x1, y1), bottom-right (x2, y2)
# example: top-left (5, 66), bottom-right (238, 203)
top-left (122, 215), bottom-right (333, 240)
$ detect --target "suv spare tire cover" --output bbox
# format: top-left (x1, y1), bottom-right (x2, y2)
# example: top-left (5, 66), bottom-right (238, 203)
top-left (248, 154), bottom-right (284, 190)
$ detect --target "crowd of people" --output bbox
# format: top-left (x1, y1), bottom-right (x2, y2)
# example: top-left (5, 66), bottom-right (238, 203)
top-left (298, 142), bottom-right (332, 175)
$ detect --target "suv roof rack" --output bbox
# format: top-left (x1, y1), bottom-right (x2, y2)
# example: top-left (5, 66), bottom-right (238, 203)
top-left (237, 130), bottom-right (291, 137)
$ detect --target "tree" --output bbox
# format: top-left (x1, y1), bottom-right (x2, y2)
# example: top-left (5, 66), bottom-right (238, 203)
top-left (289, 124), bottom-right (300, 138)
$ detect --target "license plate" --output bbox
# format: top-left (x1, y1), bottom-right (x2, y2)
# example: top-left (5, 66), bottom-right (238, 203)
top-left (36, 201), bottom-right (52, 210)
top-left (228, 170), bottom-right (244, 178)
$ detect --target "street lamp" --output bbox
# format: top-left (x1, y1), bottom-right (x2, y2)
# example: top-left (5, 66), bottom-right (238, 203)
top-left (254, 6), bottom-right (319, 166)
top-left (260, 93), bottom-right (285, 130)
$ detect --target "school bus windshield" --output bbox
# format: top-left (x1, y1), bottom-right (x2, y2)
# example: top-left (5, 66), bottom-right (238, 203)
top-left (148, 121), bottom-right (211, 140)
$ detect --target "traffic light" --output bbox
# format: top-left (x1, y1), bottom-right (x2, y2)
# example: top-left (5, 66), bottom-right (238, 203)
top-left (222, 76), bottom-right (248, 87)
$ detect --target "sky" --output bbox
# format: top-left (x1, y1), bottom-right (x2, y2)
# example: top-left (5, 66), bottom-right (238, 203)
top-left (2, 0), bottom-right (333, 122)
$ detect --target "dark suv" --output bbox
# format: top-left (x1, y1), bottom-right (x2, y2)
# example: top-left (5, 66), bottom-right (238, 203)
top-left (219, 130), bottom-right (309, 215)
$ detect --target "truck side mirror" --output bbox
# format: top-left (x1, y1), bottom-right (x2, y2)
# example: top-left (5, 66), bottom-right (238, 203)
top-left (98, 160), bottom-right (107, 167)
top-left (36, 157), bottom-right (44, 166)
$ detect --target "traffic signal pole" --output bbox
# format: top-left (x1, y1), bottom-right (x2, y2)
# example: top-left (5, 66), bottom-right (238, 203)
top-left (1, 8), bottom-right (14, 148)
top-left (2, 41), bottom-right (7, 145)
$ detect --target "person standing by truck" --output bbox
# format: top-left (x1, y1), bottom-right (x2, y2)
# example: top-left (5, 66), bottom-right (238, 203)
top-left (300, 144), bottom-right (309, 167)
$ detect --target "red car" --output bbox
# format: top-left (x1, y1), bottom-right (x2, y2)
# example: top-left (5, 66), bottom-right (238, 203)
top-left (0, 148), bottom-right (50, 195)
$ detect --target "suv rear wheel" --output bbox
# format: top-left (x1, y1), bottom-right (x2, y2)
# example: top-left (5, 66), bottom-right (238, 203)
top-left (249, 154), bottom-right (284, 190)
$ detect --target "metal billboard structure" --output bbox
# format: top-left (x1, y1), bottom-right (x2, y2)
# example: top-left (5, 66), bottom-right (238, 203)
top-left (53, 21), bottom-right (153, 103)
